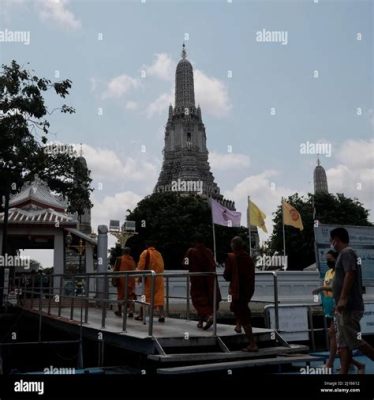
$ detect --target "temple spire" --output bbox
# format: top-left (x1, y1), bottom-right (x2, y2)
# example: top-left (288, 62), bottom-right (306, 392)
top-left (314, 157), bottom-right (329, 194)
top-left (175, 43), bottom-right (195, 110)
top-left (181, 43), bottom-right (187, 59)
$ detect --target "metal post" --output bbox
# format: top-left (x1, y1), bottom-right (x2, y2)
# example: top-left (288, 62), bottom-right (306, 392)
top-left (48, 278), bottom-right (52, 315)
top-left (166, 276), bottom-right (169, 317)
top-left (38, 278), bottom-right (42, 342)
top-left (96, 225), bottom-right (108, 302)
top-left (84, 275), bottom-right (89, 323)
top-left (101, 272), bottom-right (107, 329)
top-left (273, 272), bottom-right (279, 331)
top-left (212, 273), bottom-right (217, 337)
top-left (186, 274), bottom-right (190, 320)
top-left (78, 294), bottom-right (84, 369)
top-left (58, 276), bottom-right (63, 317)
top-left (70, 294), bottom-right (75, 320)
top-left (308, 306), bottom-right (316, 351)
top-left (148, 272), bottom-right (155, 337)
top-left (122, 273), bottom-right (128, 332)
top-left (30, 275), bottom-right (35, 309)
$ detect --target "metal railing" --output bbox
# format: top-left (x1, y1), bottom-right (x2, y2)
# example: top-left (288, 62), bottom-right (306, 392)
top-left (11, 269), bottom-right (222, 338)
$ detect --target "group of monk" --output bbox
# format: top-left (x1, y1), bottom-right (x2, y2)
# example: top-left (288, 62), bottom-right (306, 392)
top-left (113, 242), bottom-right (165, 322)
top-left (112, 235), bottom-right (257, 352)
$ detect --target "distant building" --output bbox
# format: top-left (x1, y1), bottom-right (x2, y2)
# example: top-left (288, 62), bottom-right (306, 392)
top-left (313, 158), bottom-right (329, 194)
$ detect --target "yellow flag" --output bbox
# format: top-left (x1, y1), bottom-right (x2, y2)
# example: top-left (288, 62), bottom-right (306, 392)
top-left (282, 201), bottom-right (304, 231)
top-left (247, 199), bottom-right (267, 233)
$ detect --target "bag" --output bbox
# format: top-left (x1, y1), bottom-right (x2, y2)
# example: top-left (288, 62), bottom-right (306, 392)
top-left (138, 250), bottom-right (150, 284)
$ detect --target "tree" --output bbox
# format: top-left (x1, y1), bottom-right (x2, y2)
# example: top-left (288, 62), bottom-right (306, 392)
top-left (267, 192), bottom-right (372, 270)
top-left (0, 60), bottom-right (92, 214)
top-left (0, 60), bottom-right (92, 301)
top-left (125, 192), bottom-right (250, 269)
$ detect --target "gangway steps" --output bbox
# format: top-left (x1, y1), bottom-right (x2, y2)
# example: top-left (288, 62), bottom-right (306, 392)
top-left (148, 344), bottom-right (309, 363)
top-left (156, 353), bottom-right (323, 374)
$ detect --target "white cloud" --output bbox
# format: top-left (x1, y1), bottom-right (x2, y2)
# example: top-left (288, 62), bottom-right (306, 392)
top-left (327, 139), bottom-right (374, 217)
top-left (143, 53), bottom-right (175, 81)
top-left (125, 101), bottom-right (139, 111)
top-left (335, 139), bottom-right (374, 169)
top-left (37, 0), bottom-right (81, 30)
top-left (146, 91), bottom-right (173, 118)
top-left (80, 144), bottom-right (158, 184)
top-left (102, 74), bottom-right (140, 99)
top-left (92, 191), bottom-right (142, 227)
top-left (209, 151), bottom-right (250, 170)
top-left (194, 70), bottom-right (232, 117)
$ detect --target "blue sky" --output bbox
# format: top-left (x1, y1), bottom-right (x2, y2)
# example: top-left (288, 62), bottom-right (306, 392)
top-left (1, 0), bottom-right (373, 265)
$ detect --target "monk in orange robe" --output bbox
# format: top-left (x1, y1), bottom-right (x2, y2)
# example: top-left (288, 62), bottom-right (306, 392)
top-left (185, 235), bottom-right (221, 329)
top-left (136, 243), bottom-right (165, 322)
top-left (224, 236), bottom-right (257, 352)
top-left (113, 247), bottom-right (136, 317)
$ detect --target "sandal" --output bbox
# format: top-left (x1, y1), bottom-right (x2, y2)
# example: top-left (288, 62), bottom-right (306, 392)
top-left (197, 321), bottom-right (204, 329)
top-left (203, 317), bottom-right (213, 330)
top-left (234, 325), bottom-right (242, 334)
top-left (135, 315), bottom-right (143, 321)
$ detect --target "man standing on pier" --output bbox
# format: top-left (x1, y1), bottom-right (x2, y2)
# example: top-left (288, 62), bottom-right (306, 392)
top-left (331, 227), bottom-right (374, 373)
top-left (224, 236), bottom-right (257, 352)
top-left (184, 235), bottom-right (221, 330)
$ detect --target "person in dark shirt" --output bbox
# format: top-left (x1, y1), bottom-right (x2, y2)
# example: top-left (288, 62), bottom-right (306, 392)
top-left (330, 227), bottom-right (374, 374)
top-left (224, 236), bottom-right (257, 352)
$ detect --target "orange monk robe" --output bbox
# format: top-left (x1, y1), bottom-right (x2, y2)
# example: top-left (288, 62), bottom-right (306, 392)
top-left (116, 255), bottom-right (137, 301)
top-left (137, 247), bottom-right (165, 307)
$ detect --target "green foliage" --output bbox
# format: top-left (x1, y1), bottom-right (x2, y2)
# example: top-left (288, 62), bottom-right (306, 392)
top-left (267, 192), bottom-right (372, 270)
top-left (0, 60), bottom-right (92, 213)
top-left (125, 192), bottom-right (250, 269)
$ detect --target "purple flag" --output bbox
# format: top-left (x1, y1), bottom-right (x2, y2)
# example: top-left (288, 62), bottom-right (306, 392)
top-left (211, 198), bottom-right (241, 227)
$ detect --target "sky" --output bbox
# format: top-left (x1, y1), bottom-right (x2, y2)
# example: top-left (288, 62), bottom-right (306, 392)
top-left (1, 0), bottom-right (373, 267)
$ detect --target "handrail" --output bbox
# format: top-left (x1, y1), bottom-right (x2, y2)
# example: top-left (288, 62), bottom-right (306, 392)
top-left (11, 270), bottom-right (280, 338)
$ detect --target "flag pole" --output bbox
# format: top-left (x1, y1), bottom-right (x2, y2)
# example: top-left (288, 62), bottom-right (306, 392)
top-left (282, 197), bottom-right (286, 256)
top-left (248, 196), bottom-right (252, 257)
top-left (210, 198), bottom-right (217, 263)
